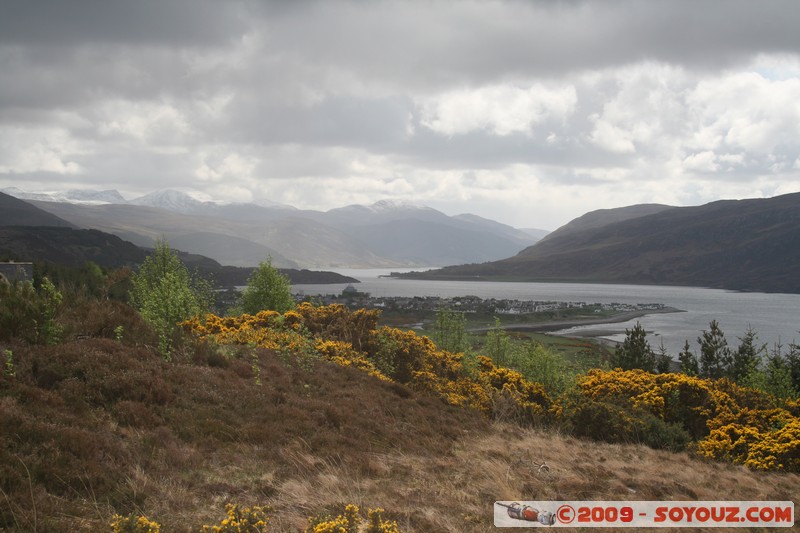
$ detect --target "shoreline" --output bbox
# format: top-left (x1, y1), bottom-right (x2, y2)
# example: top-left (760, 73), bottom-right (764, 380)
top-left (482, 307), bottom-right (685, 334)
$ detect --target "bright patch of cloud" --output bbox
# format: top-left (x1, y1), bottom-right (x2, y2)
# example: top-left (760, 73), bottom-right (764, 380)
top-left (687, 72), bottom-right (800, 154)
top-left (419, 83), bottom-right (576, 136)
top-left (683, 151), bottom-right (719, 172)
top-left (588, 117), bottom-right (637, 154)
top-left (195, 152), bottom-right (257, 182)
top-left (0, 127), bottom-right (83, 175)
top-left (96, 100), bottom-right (190, 145)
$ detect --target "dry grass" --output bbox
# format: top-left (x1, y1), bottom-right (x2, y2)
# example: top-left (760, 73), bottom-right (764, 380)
top-left (1, 332), bottom-right (798, 532)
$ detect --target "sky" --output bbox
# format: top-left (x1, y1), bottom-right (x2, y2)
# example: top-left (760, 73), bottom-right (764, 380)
top-left (1, 0), bottom-right (799, 230)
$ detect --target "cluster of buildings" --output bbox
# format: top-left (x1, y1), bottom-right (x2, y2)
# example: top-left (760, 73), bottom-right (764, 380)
top-left (299, 285), bottom-right (668, 316)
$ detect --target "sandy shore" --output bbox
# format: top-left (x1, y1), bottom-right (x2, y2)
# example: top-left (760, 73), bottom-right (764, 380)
top-left (481, 307), bottom-right (684, 334)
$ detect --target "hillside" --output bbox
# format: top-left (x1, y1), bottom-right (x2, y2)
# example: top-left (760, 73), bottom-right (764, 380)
top-left (0, 191), bottom-right (74, 228)
top-left (537, 203), bottom-right (675, 243)
top-left (1, 305), bottom-right (798, 531)
top-left (403, 193), bottom-right (800, 293)
top-left (0, 226), bottom-right (356, 286)
top-left (0, 226), bottom-right (147, 268)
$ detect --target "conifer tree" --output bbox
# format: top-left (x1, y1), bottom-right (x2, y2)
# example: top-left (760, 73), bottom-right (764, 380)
top-left (698, 320), bottom-right (732, 379)
top-left (611, 322), bottom-right (655, 372)
top-left (732, 326), bottom-right (766, 382)
top-left (678, 340), bottom-right (699, 376)
top-left (655, 339), bottom-right (672, 373)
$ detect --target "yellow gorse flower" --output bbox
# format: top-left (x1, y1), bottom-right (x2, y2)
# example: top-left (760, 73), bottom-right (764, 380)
top-left (201, 503), bottom-right (271, 532)
top-left (110, 513), bottom-right (161, 533)
top-left (579, 369), bottom-right (800, 471)
top-left (182, 305), bottom-right (800, 472)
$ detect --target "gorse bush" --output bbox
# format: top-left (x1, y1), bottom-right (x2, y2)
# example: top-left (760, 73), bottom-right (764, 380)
top-left (111, 513), bottom-right (161, 532)
top-left (202, 503), bottom-right (271, 532)
top-left (181, 304), bottom-right (800, 472)
top-left (113, 503), bottom-right (401, 533)
top-left (571, 369), bottom-right (800, 471)
top-left (183, 304), bottom-right (554, 425)
top-left (304, 504), bottom-right (400, 533)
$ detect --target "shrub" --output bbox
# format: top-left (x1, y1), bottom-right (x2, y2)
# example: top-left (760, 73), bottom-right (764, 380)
top-left (697, 419), bottom-right (800, 472)
top-left (297, 303), bottom-right (380, 352)
top-left (202, 503), bottom-right (270, 532)
top-left (111, 514), bottom-right (161, 533)
top-left (305, 504), bottom-right (400, 533)
top-left (60, 299), bottom-right (158, 346)
top-left (574, 368), bottom-right (800, 470)
top-left (562, 394), bottom-right (690, 452)
top-left (0, 278), bottom-right (63, 344)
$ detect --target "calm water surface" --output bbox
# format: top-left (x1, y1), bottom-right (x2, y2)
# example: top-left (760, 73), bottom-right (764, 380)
top-left (294, 269), bottom-right (800, 357)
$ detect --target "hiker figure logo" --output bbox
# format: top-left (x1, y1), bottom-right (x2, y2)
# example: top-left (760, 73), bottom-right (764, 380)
top-left (496, 502), bottom-right (556, 526)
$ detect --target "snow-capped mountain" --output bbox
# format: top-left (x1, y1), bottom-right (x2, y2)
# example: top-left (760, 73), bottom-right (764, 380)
top-left (8, 186), bottom-right (549, 268)
top-left (366, 199), bottom-right (427, 212)
top-left (129, 190), bottom-right (211, 213)
top-left (64, 189), bottom-right (127, 204)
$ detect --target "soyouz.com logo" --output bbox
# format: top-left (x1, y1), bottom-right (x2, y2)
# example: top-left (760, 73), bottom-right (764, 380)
top-left (494, 501), bottom-right (795, 527)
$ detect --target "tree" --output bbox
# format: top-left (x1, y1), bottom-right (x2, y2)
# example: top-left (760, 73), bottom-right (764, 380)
top-left (484, 317), bottom-right (511, 367)
top-left (742, 348), bottom-right (798, 399)
top-left (698, 320), bottom-right (732, 379)
top-left (516, 341), bottom-right (573, 395)
top-left (785, 342), bottom-right (800, 392)
top-left (239, 259), bottom-right (295, 314)
top-left (130, 239), bottom-right (212, 356)
top-left (431, 307), bottom-right (468, 353)
top-left (678, 340), bottom-right (699, 376)
top-left (655, 339), bottom-right (672, 374)
top-left (611, 322), bottom-right (655, 372)
top-left (731, 326), bottom-right (766, 382)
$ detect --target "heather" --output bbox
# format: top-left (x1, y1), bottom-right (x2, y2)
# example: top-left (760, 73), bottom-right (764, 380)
top-left (1, 265), bottom-right (799, 530)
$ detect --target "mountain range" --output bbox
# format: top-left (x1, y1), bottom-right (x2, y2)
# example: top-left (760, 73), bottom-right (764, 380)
top-left (3, 188), bottom-right (543, 268)
top-left (0, 191), bottom-right (358, 286)
top-left (398, 193), bottom-right (800, 293)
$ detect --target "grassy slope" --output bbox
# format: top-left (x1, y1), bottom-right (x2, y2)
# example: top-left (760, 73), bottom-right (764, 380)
top-left (1, 304), bottom-right (798, 532)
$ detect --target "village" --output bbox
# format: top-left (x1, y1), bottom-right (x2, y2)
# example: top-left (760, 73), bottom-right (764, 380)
top-left (300, 284), bottom-right (670, 318)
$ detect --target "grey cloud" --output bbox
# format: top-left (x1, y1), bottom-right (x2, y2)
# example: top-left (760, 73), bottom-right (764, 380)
top-left (1, 0), bottom-right (799, 229)
top-left (219, 94), bottom-right (413, 150)
top-left (0, 0), bottom-right (247, 46)
top-left (396, 127), bottom-right (629, 173)
top-left (250, 0), bottom-right (800, 89)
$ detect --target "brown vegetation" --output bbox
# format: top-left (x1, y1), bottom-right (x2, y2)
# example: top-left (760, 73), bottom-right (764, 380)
top-left (2, 298), bottom-right (799, 531)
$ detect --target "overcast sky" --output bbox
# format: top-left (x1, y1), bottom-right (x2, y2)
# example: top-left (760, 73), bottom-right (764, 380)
top-left (1, 0), bottom-right (799, 229)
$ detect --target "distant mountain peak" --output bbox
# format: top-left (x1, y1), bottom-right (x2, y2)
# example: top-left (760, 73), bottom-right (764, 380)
top-left (129, 189), bottom-right (211, 212)
top-left (64, 189), bottom-right (127, 204)
top-left (368, 199), bottom-right (427, 211)
top-left (251, 198), bottom-right (296, 210)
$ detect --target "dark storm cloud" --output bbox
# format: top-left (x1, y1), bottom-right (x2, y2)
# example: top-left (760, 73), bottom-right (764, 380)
top-left (0, 0), bottom-right (247, 46)
top-left (249, 0), bottom-right (800, 88)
